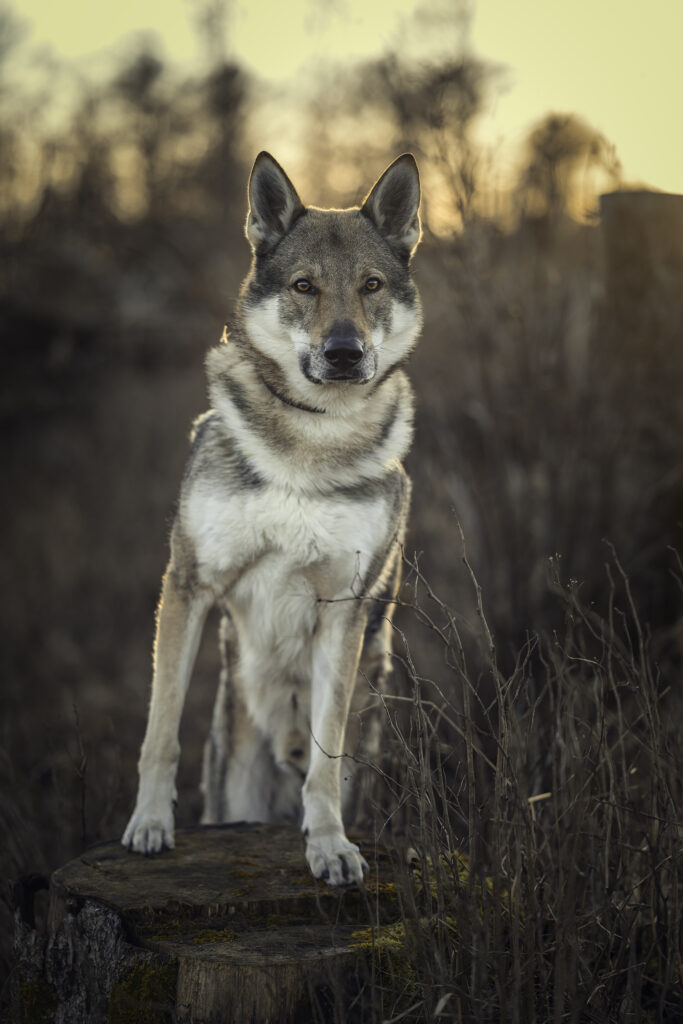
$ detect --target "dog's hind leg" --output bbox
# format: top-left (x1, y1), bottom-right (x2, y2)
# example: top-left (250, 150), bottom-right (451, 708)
top-left (221, 723), bottom-right (279, 823)
top-left (200, 613), bottom-right (234, 824)
top-left (341, 654), bottom-right (385, 828)
top-left (342, 557), bottom-right (402, 826)
top-left (201, 613), bottom-right (285, 824)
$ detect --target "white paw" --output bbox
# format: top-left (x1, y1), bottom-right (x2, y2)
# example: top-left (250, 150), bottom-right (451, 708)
top-left (305, 831), bottom-right (369, 886)
top-left (122, 805), bottom-right (175, 855)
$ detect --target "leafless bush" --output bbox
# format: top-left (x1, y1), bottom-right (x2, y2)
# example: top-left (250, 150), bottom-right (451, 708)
top-left (345, 547), bottom-right (683, 1023)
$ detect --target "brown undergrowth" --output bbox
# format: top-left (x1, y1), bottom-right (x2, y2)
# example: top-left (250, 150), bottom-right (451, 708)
top-left (336, 546), bottom-right (683, 1023)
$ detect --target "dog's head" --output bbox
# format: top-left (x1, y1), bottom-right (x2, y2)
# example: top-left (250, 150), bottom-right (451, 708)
top-left (240, 152), bottom-right (422, 394)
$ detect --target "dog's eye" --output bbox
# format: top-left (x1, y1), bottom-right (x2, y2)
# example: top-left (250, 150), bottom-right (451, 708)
top-left (293, 279), bottom-right (314, 294)
top-left (364, 277), bottom-right (382, 292)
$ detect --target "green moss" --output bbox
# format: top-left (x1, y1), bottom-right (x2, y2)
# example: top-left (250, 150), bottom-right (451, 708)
top-left (107, 958), bottom-right (178, 1024)
top-left (411, 850), bottom-right (504, 925)
top-left (18, 979), bottom-right (58, 1024)
top-left (412, 850), bottom-right (473, 888)
top-left (350, 920), bottom-right (415, 988)
top-left (350, 920), bottom-right (407, 955)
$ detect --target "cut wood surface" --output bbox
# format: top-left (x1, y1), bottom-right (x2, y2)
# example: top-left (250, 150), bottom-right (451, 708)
top-left (16, 823), bottom-right (403, 1024)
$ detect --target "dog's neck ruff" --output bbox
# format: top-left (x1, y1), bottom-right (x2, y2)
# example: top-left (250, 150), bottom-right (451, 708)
top-left (205, 340), bottom-right (414, 495)
top-left (258, 374), bottom-right (327, 415)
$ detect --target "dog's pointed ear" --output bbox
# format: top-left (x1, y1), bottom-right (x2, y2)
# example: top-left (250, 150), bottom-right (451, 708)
top-left (246, 152), bottom-right (305, 252)
top-left (361, 154), bottom-right (421, 259)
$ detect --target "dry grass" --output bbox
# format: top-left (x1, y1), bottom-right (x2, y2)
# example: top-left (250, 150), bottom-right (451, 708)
top-left (339, 547), bottom-right (683, 1023)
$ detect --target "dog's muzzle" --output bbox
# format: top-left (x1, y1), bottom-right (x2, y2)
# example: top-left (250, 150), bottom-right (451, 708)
top-left (321, 321), bottom-right (366, 380)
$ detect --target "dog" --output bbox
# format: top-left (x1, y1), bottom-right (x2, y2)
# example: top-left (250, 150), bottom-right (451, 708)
top-left (122, 151), bottom-right (422, 885)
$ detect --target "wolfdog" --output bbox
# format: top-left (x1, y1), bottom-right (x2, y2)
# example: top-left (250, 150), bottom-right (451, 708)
top-left (122, 152), bottom-right (422, 884)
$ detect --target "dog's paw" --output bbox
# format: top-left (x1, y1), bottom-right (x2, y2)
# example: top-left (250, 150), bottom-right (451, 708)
top-left (122, 806), bottom-right (175, 855)
top-left (305, 831), bottom-right (369, 886)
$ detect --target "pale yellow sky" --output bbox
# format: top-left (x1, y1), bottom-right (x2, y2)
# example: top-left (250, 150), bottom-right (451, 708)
top-left (12, 0), bottom-right (683, 194)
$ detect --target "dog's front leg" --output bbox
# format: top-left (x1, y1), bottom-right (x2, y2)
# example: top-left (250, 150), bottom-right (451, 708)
top-left (303, 604), bottom-right (369, 885)
top-left (123, 566), bottom-right (211, 854)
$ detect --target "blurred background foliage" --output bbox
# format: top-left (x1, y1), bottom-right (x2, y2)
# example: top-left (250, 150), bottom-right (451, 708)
top-left (1, 0), bottom-right (682, 995)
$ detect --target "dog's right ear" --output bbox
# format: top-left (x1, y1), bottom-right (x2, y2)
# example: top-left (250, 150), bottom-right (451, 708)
top-left (246, 152), bottom-right (305, 253)
top-left (361, 154), bottom-right (421, 260)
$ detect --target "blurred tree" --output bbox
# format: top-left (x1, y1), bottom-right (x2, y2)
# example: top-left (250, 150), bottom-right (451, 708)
top-left (190, 0), bottom-right (230, 67)
top-left (0, 4), bottom-right (25, 78)
top-left (281, 0), bottom-right (501, 232)
top-left (294, 48), bottom-right (500, 235)
top-left (516, 112), bottom-right (621, 225)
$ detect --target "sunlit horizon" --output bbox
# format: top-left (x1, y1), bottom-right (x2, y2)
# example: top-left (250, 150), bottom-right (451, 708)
top-left (10, 0), bottom-right (683, 196)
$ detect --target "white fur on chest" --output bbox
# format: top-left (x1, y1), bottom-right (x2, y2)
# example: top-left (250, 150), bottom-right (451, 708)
top-left (186, 482), bottom-right (392, 743)
top-left (186, 481), bottom-right (391, 597)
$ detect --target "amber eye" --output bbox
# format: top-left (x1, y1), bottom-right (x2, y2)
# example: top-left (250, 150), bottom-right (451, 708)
top-left (364, 277), bottom-right (382, 292)
top-left (293, 279), bottom-right (313, 293)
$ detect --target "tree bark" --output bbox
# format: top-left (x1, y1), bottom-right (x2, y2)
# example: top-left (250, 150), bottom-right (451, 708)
top-left (12, 822), bottom-right (400, 1024)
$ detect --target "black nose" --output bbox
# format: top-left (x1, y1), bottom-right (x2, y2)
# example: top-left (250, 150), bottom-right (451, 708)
top-left (323, 322), bottom-right (364, 369)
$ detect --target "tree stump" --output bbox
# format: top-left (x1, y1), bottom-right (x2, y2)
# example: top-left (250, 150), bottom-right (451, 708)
top-left (600, 189), bottom-right (683, 371)
top-left (12, 823), bottom-right (402, 1024)
top-left (598, 189), bottom-right (683, 575)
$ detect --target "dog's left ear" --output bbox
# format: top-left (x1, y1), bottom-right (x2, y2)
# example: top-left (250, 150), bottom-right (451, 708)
top-left (246, 152), bottom-right (305, 253)
top-left (361, 154), bottom-right (421, 259)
